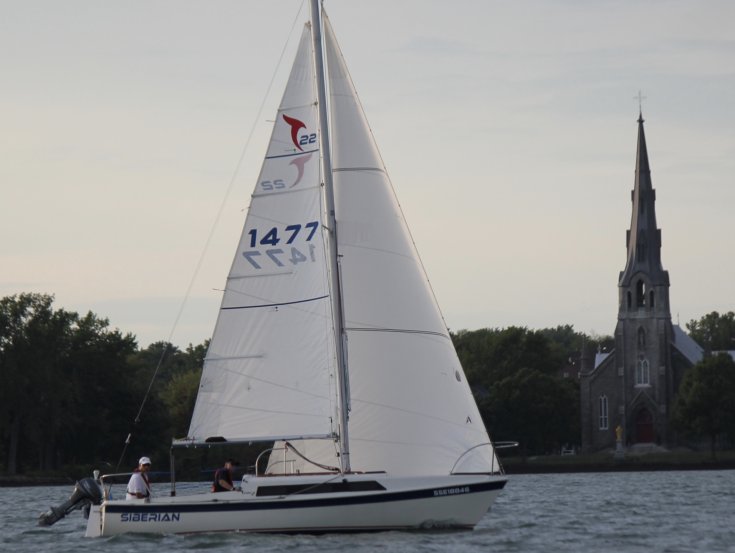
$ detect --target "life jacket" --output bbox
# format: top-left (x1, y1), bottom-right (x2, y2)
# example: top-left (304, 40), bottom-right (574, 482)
top-left (212, 468), bottom-right (232, 492)
top-left (127, 468), bottom-right (151, 497)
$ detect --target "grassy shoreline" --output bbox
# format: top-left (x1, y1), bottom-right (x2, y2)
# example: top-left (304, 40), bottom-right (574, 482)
top-left (3, 451), bottom-right (734, 484)
top-left (501, 450), bottom-right (735, 474)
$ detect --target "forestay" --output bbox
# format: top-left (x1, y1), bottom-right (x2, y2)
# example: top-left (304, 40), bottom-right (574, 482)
top-left (187, 25), bottom-right (338, 444)
top-left (272, 13), bottom-right (497, 476)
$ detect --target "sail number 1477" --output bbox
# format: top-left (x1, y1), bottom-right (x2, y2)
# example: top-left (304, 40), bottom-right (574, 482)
top-left (243, 222), bottom-right (319, 269)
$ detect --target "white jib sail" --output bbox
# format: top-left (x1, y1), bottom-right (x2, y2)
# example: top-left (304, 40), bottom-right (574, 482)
top-left (188, 24), bottom-right (338, 444)
top-left (277, 14), bottom-right (497, 476)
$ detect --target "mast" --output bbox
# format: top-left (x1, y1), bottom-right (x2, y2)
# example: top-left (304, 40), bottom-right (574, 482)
top-left (310, 0), bottom-right (351, 473)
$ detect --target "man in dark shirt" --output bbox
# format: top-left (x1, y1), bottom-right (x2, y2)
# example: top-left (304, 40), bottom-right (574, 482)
top-left (212, 459), bottom-right (240, 492)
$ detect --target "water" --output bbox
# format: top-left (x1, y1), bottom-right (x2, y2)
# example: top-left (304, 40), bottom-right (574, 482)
top-left (2, 471), bottom-right (734, 552)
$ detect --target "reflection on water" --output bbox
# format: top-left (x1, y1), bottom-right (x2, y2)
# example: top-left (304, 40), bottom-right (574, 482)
top-left (2, 470), bottom-right (734, 553)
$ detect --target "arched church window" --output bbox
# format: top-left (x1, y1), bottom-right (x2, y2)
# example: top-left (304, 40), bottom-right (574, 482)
top-left (627, 291), bottom-right (632, 309)
top-left (636, 280), bottom-right (646, 308)
top-left (650, 290), bottom-right (655, 308)
top-left (636, 357), bottom-right (650, 386)
top-left (638, 327), bottom-right (646, 348)
top-left (598, 395), bottom-right (609, 430)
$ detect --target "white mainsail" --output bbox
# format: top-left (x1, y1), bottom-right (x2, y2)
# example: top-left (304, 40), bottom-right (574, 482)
top-left (187, 25), bottom-right (339, 444)
top-left (270, 13), bottom-right (497, 476)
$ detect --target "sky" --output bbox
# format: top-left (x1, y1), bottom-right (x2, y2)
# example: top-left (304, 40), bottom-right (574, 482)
top-left (1, 0), bottom-right (734, 349)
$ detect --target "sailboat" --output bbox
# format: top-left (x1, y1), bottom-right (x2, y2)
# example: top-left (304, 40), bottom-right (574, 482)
top-left (84, 0), bottom-right (508, 535)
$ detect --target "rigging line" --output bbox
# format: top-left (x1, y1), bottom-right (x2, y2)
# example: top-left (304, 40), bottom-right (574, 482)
top-left (118, 0), bottom-right (307, 462)
top-left (283, 474), bottom-right (343, 497)
top-left (285, 441), bottom-right (341, 473)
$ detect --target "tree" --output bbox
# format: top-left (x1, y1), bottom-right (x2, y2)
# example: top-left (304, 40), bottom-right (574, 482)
top-left (540, 325), bottom-right (612, 362)
top-left (671, 352), bottom-right (735, 459)
top-left (0, 294), bottom-right (76, 473)
top-left (163, 341), bottom-right (208, 439)
top-left (452, 327), bottom-right (563, 389)
top-left (64, 311), bottom-right (139, 466)
top-left (478, 368), bottom-right (580, 458)
top-left (687, 311), bottom-right (735, 351)
top-left (0, 294), bottom-right (147, 472)
top-left (0, 293), bottom-right (213, 474)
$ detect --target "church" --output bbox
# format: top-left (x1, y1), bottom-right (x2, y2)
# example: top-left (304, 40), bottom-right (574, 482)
top-left (580, 112), bottom-right (704, 452)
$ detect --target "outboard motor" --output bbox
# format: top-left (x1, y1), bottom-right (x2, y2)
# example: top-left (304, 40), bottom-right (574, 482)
top-left (39, 478), bottom-right (103, 526)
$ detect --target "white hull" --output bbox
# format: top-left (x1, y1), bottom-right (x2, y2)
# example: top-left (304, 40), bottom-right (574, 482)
top-left (86, 473), bottom-right (507, 536)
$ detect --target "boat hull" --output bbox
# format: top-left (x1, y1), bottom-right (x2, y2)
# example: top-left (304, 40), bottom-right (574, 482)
top-left (86, 474), bottom-right (507, 536)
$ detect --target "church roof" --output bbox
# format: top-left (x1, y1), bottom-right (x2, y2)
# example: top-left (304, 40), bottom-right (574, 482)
top-left (671, 325), bottom-right (704, 365)
top-left (594, 352), bottom-right (611, 369)
top-left (619, 112), bottom-right (670, 287)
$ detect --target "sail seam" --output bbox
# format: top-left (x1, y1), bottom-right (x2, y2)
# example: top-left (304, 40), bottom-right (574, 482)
top-left (277, 102), bottom-right (318, 112)
top-left (220, 288), bottom-right (332, 319)
top-left (221, 295), bottom-right (329, 310)
top-left (252, 185), bottom-right (321, 198)
top-left (345, 327), bottom-right (449, 340)
top-left (201, 364), bottom-right (331, 400)
top-left (207, 401), bottom-right (328, 418)
top-left (351, 397), bottom-right (488, 433)
top-left (338, 243), bottom-right (418, 264)
top-left (349, 436), bottom-right (467, 449)
top-left (228, 271), bottom-right (293, 280)
top-left (247, 209), bottom-right (321, 226)
top-left (333, 167), bottom-right (385, 173)
top-left (266, 149), bottom-right (319, 160)
top-left (174, 434), bottom-right (332, 447)
top-left (205, 354), bottom-right (265, 361)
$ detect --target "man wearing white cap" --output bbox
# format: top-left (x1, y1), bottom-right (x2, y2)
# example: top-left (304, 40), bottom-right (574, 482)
top-left (126, 457), bottom-right (152, 500)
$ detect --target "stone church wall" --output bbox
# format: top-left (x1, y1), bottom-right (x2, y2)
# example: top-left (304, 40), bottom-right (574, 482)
top-left (584, 353), bottom-right (619, 451)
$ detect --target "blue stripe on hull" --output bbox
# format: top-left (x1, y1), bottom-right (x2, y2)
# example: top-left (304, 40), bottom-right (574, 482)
top-left (106, 479), bottom-right (506, 514)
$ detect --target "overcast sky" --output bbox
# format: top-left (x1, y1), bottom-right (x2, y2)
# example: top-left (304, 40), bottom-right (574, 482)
top-left (2, 0), bottom-right (734, 348)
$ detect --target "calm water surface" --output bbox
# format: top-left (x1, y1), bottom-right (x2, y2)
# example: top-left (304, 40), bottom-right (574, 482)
top-left (2, 470), bottom-right (734, 552)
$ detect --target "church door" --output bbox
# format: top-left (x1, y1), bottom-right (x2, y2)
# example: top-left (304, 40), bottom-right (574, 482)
top-left (635, 408), bottom-right (654, 443)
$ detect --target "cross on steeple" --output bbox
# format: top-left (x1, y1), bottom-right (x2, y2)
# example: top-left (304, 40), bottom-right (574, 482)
top-left (634, 90), bottom-right (647, 111)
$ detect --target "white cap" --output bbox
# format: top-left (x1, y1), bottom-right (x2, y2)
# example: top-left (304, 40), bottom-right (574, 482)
top-left (139, 457), bottom-right (151, 466)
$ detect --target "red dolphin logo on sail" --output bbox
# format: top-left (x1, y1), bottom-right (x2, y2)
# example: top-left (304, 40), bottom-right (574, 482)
top-left (289, 153), bottom-right (312, 188)
top-left (283, 115), bottom-right (306, 151)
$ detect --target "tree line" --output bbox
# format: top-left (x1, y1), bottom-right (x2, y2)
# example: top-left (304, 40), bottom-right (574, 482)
top-left (2, 293), bottom-right (733, 475)
top-left (0, 293), bottom-right (206, 475)
top-left (673, 311), bottom-right (735, 458)
top-left (451, 325), bottom-right (609, 457)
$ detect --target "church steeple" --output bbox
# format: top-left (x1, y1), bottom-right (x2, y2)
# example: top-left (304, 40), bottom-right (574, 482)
top-left (619, 112), bottom-right (669, 289)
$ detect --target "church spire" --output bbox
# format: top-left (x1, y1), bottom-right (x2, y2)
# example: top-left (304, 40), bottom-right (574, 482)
top-left (619, 112), bottom-right (669, 288)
